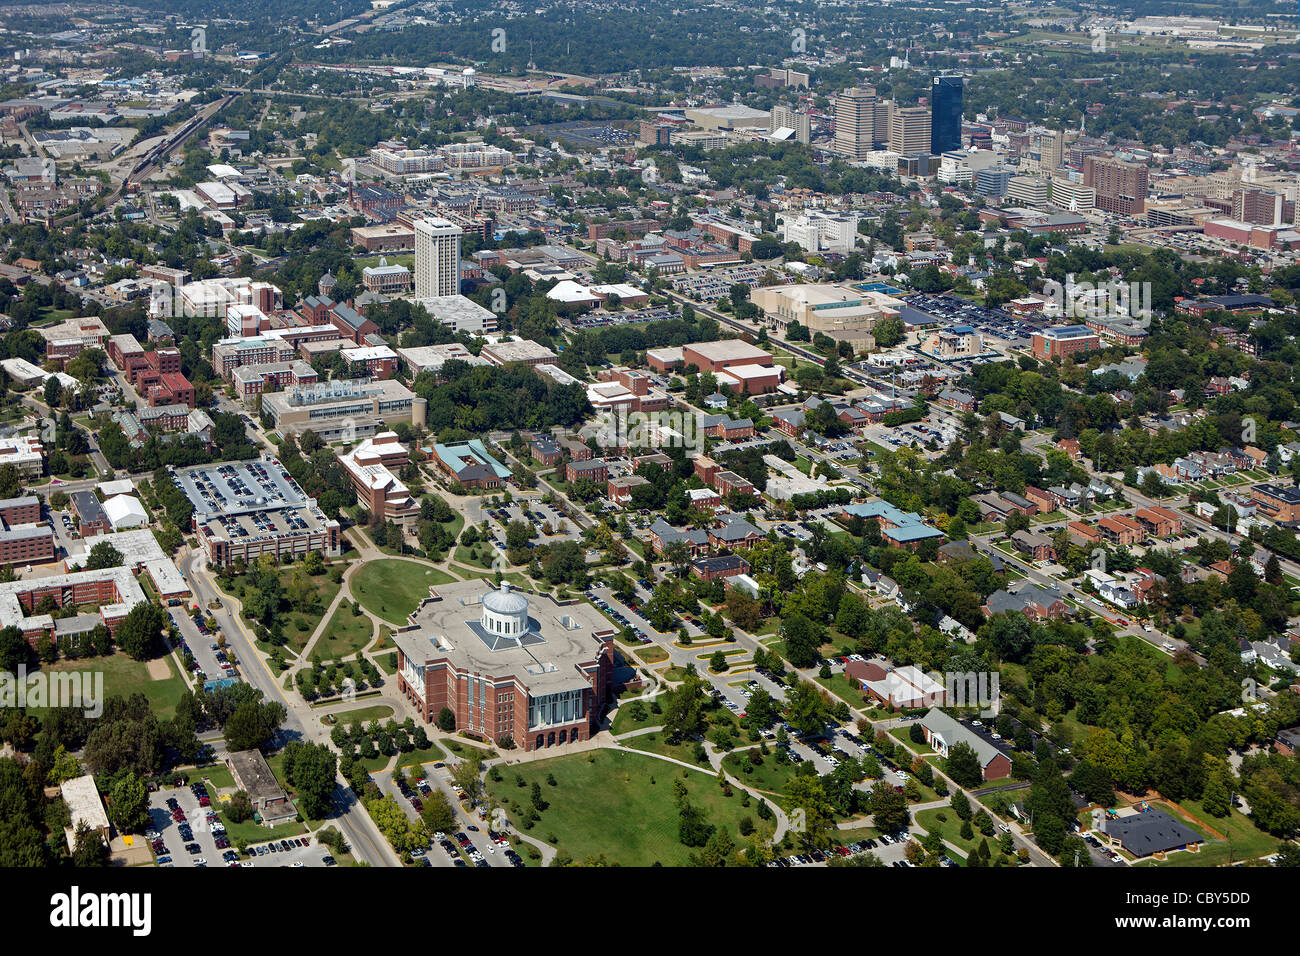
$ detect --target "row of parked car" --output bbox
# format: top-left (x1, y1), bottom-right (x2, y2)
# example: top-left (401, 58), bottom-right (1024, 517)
top-left (586, 591), bottom-right (654, 644)
top-left (770, 833), bottom-right (921, 867)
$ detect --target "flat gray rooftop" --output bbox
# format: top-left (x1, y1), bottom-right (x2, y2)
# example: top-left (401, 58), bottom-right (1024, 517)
top-left (393, 580), bottom-right (612, 697)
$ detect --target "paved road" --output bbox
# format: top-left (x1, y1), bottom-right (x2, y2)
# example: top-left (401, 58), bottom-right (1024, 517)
top-left (180, 550), bottom-right (401, 867)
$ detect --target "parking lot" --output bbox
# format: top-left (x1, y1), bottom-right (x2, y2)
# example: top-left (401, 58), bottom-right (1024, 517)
top-left (380, 763), bottom-right (524, 867)
top-left (485, 499), bottom-right (580, 549)
top-left (167, 607), bottom-right (236, 686)
top-left (147, 784), bottom-right (332, 868)
top-left (772, 831), bottom-right (936, 868)
top-left (48, 507), bottom-right (81, 557)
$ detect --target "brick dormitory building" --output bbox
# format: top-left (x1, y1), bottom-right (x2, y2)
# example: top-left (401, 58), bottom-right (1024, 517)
top-left (394, 582), bottom-right (615, 751)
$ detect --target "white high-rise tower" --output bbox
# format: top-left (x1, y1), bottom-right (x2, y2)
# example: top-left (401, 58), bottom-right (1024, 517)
top-left (414, 217), bottom-right (463, 298)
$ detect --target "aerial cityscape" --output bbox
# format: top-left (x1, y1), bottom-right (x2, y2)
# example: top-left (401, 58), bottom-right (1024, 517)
top-left (0, 0), bottom-right (1295, 909)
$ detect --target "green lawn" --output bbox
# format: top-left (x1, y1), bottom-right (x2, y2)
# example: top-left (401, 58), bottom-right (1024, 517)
top-left (373, 650), bottom-right (399, 674)
top-left (351, 559), bottom-right (455, 624)
top-left (721, 749), bottom-right (801, 795)
top-left (890, 727), bottom-right (934, 754)
top-left (914, 806), bottom-right (979, 856)
top-left (816, 672), bottom-right (869, 710)
top-left (178, 763), bottom-right (235, 790)
top-left (623, 731), bottom-right (711, 766)
top-left (453, 543), bottom-right (501, 570)
top-left (636, 645), bottom-right (669, 664)
top-left (30, 651), bottom-right (188, 719)
top-left (314, 602), bottom-right (375, 659)
top-left (334, 704), bottom-right (395, 726)
top-left (365, 741), bottom-right (446, 775)
top-left (609, 696), bottom-right (664, 736)
top-left (484, 749), bottom-right (774, 866)
top-left (445, 737), bottom-right (499, 761)
top-left (220, 565), bottom-right (345, 652)
top-left (217, 807), bottom-right (307, 846)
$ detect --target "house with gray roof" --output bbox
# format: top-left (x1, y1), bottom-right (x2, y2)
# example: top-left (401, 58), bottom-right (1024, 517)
top-left (1100, 809), bottom-right (1202, 859)
top-left (919, 708), bottom-right (1012, 780)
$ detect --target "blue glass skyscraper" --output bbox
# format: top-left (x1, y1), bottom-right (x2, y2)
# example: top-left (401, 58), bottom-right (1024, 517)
top-left (930, 74), bottom-right (964, 154)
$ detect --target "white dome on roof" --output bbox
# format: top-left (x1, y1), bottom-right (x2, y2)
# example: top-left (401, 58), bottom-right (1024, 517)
top-left (481, 584), bottom-right (529, 639)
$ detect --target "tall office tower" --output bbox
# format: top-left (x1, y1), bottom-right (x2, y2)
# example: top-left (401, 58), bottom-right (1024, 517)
top-left (835, 87), bottom-right (878, 160)
top-left (770, 104), bottom-right (811, 144)
top-left (1043, 129), bottom-right (1065, 171)
top-left (414, 217), bottom-right (463, 298)
top-left (873, 99), bottom-right (894, 147)
top-left (1083, 155), bottom-right (1150, 217)
top-left (889, 106), bottom-right (932, 154)
top-left (1026, 127), bottom-right (1064, 173)
top-left (930, 74), bottom-right (964, 154)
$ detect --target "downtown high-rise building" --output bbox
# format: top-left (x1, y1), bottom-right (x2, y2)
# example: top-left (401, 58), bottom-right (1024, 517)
top-left (930, 74), bottom-right (964, 154)
top-left (889, 106), bottom-right (932, 155)
top-left (770, 104), bottom-right (811, 144)
top-left (1083, 156), bottom-right (1149, 217)
top-left (1025, 127), bottom-right (1065, 174)
top-left (835, 87), bottom-right (878, 160)
top-left (414, 216), bottom-right (463, 298)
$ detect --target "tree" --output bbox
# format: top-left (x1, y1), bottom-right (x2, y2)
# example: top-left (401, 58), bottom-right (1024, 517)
top-left (873, 315), bottom-right (904, 348)
top-left (420, 790), bottom-right (457, 835)
top-left (226, 791), bottom-right (254, 823)
top-left (780, 611), bottom-right (821, 668)
top-left (945, 741), bottom-right (984, 789)
top-left (451, 756), bottom-right (483, 805)
top-left (282, 741), bottom-right (338, 820)
top-left (0, 625), bottom-right (28, 673)
top-left (44, 376), bottom-right (62, 409)
top-left (72, 822), bottom-right (108, 867)
top-left (115, 602), bottom-right (164, 661)
top-left (436, 707), bottom-right (456, 732)
top-left (661, 670), bottom-right (707, 742)
top-left (105, 770), bottom-right (150, 833)
top-left (223, 698), bottom-right (286, 753)
top-left (869, 780), bottom-right (909, 833)
top-left (783, 681), bottom-right (831, 738)
top-left (84, 541), bottom-right (124, 571)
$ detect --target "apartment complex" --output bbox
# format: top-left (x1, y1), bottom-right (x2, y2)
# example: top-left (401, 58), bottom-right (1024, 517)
top-left (1031, 325), bottom-right (1102, 360)
top-left (770, 104), bottom-right (811, 144)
